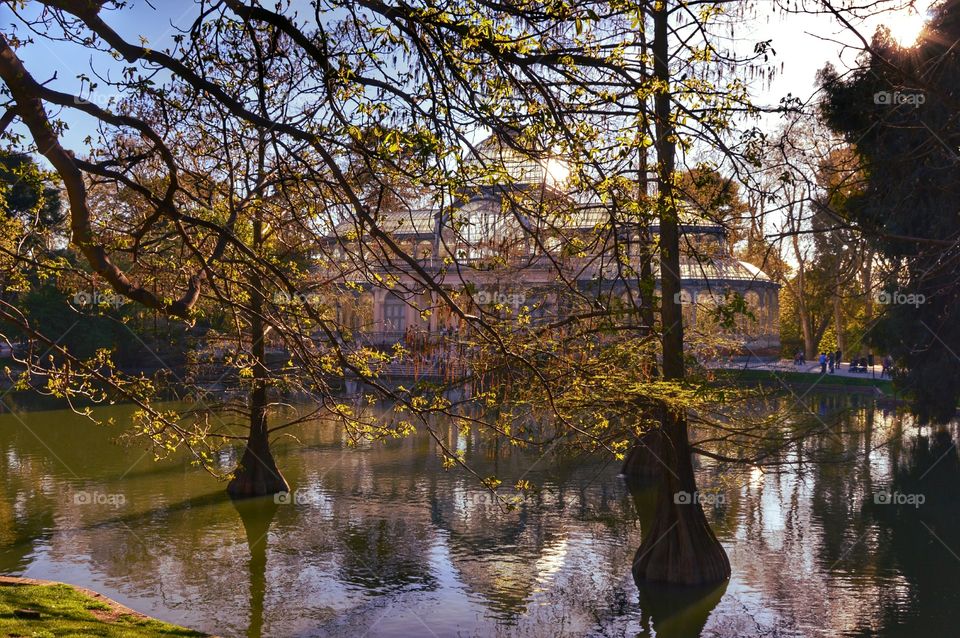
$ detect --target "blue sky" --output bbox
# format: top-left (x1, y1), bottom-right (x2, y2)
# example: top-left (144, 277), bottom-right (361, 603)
top-left (4, 0), bottom-right (197, 148)
top-left (1, 0), bottom-right (932, 153)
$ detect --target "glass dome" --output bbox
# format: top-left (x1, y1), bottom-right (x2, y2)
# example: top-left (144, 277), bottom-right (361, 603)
top-left (464, 135), bottom-right (568, 188)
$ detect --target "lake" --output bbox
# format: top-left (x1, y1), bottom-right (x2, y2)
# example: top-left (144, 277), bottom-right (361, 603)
top-left (0, 392), bottom-right (958, 637)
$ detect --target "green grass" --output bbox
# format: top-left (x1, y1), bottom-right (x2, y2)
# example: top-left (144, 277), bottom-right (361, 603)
top-left (0, 582), bottom-right (205, 637)
top-left (717, 368), bottom-right (896, 393)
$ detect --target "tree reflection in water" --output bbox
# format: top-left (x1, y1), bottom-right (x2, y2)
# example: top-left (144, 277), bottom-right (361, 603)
top-left (626, 477), bottom-right (727, 637)
top-left (861, 428), bottom-right (960, 638)
top-left (232, 497), bottom-right (278, 638)
top-left (0, 396), bottom-right (958, 636)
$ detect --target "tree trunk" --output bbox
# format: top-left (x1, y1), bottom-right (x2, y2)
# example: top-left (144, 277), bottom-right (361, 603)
top-left (632, 410), bottom-right (731, 585)
top-left (813, 314), bottom-right (831, 354)
top-left (791, 268), bottom-right (817, 361)
top-left (799, 302), bottom-right (816, 362)
top-left (636, 24), bottom-right (656, 341)
top-left (862, 248), bottom-right (875, 321)
top-left (227, 380), bottom-right (289, 498)
top-left (621, 21), bottom-right (663, 482)
top-left (228, 210), bottom-right (289, 499)
top-left (631, 0), bottom-right (730, 587)
top-left (621, 426), bottom-right (665, 481)
top-left (833, 293), bottom-right (845, 356)
top-left (786, 201), bottom-right (818, 361)
top-left (628, 479), bottom-right (728, 634)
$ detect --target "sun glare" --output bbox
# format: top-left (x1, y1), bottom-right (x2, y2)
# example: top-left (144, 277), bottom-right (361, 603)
top-left (544, 158), bottom-right (570, 185)
top-left (885, 6), bottom-right (928, 46)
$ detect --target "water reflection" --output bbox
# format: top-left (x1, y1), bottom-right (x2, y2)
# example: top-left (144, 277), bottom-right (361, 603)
top-left (623, 475), bottom-right (726, 637)
top-left (636, 582), bottom-right (728, 638)
top-left (0, 396), bottom-right (957, 636)
top-left (860, 428), bottom-right (960, 638)
top-left (233, 497), bottom-right (278, 638)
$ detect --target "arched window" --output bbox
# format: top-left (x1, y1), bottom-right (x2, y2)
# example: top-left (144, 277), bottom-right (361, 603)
top-left (676, 289), bottom-right (695, 327)
top-left (383, 293), bottom-right (407, 335)
top-left (691, 290), bottom-right (722, 333)
top-left (457, 199), bottom-right (519, 259)
top-left (416, 241), bottom-right (433, 260)
top-left (740, 290), bottom-right (762, 335)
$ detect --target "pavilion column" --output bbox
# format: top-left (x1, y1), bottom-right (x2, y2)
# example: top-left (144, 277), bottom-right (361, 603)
top-left (373, 289), bottom-right (385, 333)
top-left (690, 288), bottom-right (698, 328)
top-left (768, 288), bottom-right (778, 336)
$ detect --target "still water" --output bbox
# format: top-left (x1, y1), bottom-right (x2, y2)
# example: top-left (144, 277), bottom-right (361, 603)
top-left (0, 393), bottom-right (958, 637)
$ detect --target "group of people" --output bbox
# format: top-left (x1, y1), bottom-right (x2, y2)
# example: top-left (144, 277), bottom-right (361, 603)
top-left (881, 354), bottom-right (894, 378)
top-left (794, 349), bottom-right (844, 373)
top-left (817, 350), bottom-right (844, 374)
top-left (792, 348), bottom-right (896, 377)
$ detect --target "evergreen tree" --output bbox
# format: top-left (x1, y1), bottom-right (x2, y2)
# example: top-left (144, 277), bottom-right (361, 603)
top-left (820, 0), bottom-right (960, 421)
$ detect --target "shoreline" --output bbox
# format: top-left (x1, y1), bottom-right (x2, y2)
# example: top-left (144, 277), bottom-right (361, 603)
top-left (0, 576), bottom-right (212, 636)
top-left (713, 366), bottom-right (897, 396)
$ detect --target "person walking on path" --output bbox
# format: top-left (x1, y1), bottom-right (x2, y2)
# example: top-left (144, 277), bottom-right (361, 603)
top-left (828, 351), bottom-right (835, 373)
top-left (835, 350), bottom-right (842, 371)
top-left (819, 352), bottom-right (827, 374)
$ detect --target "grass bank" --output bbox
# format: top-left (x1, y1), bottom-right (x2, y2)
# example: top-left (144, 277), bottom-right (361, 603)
top-left (0, 577), bottom-right (207, 637)
top-left (716, 368), bottom-right (896, 394)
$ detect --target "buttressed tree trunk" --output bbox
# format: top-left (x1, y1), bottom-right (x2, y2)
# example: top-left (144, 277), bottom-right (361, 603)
top-left (632, 0), bottom-right (731, 586)
top-left (227, 211), bottom-right (289, 498)
top-left (227, 378), bottom-right (289, 498)
top-left (628, 480), bottom-right (728, 636)
top-left (621, 427), bottom-right (665, 480)
top-left (632, 410), bottom-right (731, 585)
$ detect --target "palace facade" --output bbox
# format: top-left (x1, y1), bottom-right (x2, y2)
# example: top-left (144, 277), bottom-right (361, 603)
top-left (323, 136), bottom-right (780, 359)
